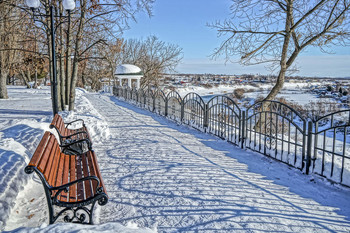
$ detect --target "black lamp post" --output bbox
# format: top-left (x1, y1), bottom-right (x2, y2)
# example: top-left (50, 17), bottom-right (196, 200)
top-left (25, 0), bottom-right (75, 115)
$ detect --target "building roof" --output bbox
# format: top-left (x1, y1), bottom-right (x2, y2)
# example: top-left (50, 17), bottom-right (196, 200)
top-left (115, 64), bottom-right (143, 75)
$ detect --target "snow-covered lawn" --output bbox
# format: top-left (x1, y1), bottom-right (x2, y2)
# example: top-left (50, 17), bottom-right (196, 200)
top-left (1, 86), bottom-right (350, 232)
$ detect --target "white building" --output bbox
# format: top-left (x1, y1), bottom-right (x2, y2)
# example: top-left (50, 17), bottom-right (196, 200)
top-left (115, 64), bottom-right (143, 89)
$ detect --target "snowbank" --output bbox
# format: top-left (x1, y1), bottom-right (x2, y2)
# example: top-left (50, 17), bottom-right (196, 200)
top-left (60, 88), bottom-right (111, 144)
top-left (0, 87), bottom-right (53, 230)
top-left (5, 222), bottom-right (156, 233)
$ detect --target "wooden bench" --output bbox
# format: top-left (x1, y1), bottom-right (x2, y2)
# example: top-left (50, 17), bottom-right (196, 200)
top-left (25, 131), bottom-right (108, 224)
top-left (50, 114), bottom-right (92, 149)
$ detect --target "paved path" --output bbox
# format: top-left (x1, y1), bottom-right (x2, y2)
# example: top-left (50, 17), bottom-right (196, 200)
top-left (85, 93), bottom-right (350, 233)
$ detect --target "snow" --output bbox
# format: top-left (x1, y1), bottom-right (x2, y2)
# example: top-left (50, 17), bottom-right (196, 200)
top-left (116, 64), bottom-right (142, 75)
top-left (174, 82), bottom-right (333, 106)
top-left (175, 82), bottom-right (313, 97)
top-left (1, 86), bottom-right (350, 232)
top-left (7, 222), bottom-right (156, 233)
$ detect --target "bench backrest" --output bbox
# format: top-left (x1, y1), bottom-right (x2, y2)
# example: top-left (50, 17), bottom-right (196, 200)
top-left (28, 132), bottom-right (107, 202)
top-left (50, 114), bottom-right (68, 137)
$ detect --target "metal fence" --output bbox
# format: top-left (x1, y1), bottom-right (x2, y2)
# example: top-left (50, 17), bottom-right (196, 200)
top-left (183, 92), bottom-right (206, 130)
top-left (113, 86), bottom-right (350, 187)
top-left (244, 100), bottom-right (307, 170)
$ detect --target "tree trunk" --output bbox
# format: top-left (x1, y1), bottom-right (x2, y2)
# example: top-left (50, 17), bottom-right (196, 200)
top-left (264, 70), bottom-right (286, 101)
top-left (69, 0), bottom-right (86, 111)
top-left (27, 69), bottom-right (31, 87)
top-left (264, 2), bottom-right (293, 101)
top-left (20, 70), bottom-right (31, 88)
top-left (69, 59), bottom-right (79, 111)
top-left (0, 8), bottom-right (8, 99)
top-left (0, 71), bottom-right (9, 99)
top-left (256, 2), bottom-right (293, 131)
top-left (33, 67), bottom-right (38, 88)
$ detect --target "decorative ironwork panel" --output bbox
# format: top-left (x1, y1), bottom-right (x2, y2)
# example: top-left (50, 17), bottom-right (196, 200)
top-left (126, 87), bottom-right (132, 100)
top-left (207, 96), bottom-right (241, 145)
top-left (245, 101), bottom-right (307, 169)
top-left (313, 110), bottom-right (350, 186)
top-left (167, 91), bottom-right (183, 122)
top-left (112, 86), bottom-right (118, 96)
top-left (131, 88), bottom-right (138, 102)
top-left (137, 89), bottom-right (145, 108)
top-left (122, 86), bottom-right (128, 99)
top-left (114, 86), bottom-right (123, 97)
top-left (154, 90), bottom-right (167, 116)
top-left (145, 89), bottom-right (155, 112)
top-left (183, 92), bottom-right (206, 130)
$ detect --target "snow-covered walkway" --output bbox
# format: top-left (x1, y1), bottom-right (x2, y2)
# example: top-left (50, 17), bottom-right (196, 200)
top-left (85, 93), bottom-right (350, 232)
top-left (2, 87), bottom-right (350, 232)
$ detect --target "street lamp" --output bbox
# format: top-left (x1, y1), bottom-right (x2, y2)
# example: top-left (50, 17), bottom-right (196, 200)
top-left (25, 0), bottom-right (75, 115)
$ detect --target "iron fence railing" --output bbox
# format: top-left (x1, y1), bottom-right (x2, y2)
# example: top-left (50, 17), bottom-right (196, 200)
top-left (244, 100), bottom-right (307, 170)
top-left (183, 92), bottom-right (206, 130)
top-left (112, 86), bottom-right (350, 187)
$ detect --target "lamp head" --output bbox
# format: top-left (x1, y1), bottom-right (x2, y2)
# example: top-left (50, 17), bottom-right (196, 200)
top-left (25, 0), bottom-right (40, 9)
top-left (63, 0), bottom-right (75, 10)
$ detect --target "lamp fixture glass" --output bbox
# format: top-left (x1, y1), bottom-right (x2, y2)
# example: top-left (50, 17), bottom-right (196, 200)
top-left (25, 0), bottom-right (40, 8)
top-left (63, 0), bottom-right (75, 10)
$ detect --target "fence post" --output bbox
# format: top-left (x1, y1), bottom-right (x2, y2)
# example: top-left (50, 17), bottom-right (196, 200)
top-left (152, 95), bottom-right (156, 112)
top-left (203, 103), bottom-right (209, 130)
top-left (241, 110), bottom-right (246, 149)
top-left (181, 99), bottom-right (184, 122)
top-left (165, 97), bottom-right (168, 116)
top-left (305, 121), bottom-right (313, 174)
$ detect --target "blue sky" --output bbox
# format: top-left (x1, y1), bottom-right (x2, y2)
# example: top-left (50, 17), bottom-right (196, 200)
top-left (123, 0), bottom-right (350, 77)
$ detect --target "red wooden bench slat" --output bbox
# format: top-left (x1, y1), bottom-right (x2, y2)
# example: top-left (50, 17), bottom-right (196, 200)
top-left (69, 155), bottom-right (77, 202)
top-left (58, 117), bottom-right (66, 136)
top-left (81, 153), bottom-right (93, 199)
top-left (39, 136), bottom-right (55, 178)
top-left (87, 152), bottom-right (98, 194)
top-left (55, 153), bottom-right (67, 202)
top-left (48, 143), bottom-right (60, 186)
top-left (76, 155), bottom-right (85, 201)
top-left (55, 152), bottom-right (64, 187)
top-left (59, 154), bottom-right (70, 202)
top-left (90, 151), bottom-right (107, 196)
top-left (42, 139), bottom-right (57, 182)
top-left (29, 132), bottom-right (51, 167)
top-left (50, 114), bottom-right (59, 129)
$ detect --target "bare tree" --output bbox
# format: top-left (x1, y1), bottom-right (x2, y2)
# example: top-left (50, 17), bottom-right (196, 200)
top-left (210, 0), bottom-right (350, 100)
top-left (121, 36), bottom-right (183, 88)
top-left (102, 39), bottom-right (123, 81)
top-left (67, 0), bottom-right (155, 110)
top-left (0, 0), bottom-right (22, 99)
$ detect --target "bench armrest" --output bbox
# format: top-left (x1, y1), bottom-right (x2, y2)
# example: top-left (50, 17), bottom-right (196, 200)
top-left (64, 119), bottom-right (85, 127)
top-left (51, 176), bottom-right (102, 201)
top-left (61, 131), bottom-right (89, 140)
top-left (60, 138), bottom-right (92, 151)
